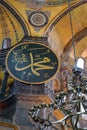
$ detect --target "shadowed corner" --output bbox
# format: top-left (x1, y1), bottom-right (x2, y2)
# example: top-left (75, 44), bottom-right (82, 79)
top-left (0, 94), bottom-right (17, 121)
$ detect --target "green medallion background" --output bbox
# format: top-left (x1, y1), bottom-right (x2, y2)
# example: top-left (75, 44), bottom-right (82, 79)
top-left (6, 42), bottom-right (58, 84)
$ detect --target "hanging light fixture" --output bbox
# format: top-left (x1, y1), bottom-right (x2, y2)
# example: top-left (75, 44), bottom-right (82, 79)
top-left (28, 1), bottom-right (87, 130)
top-left (76, 58), bottom-right (85, 70)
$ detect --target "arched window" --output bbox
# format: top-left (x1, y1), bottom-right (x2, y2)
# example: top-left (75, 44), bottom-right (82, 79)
top-left (2, 38), bottom-right (11, 49)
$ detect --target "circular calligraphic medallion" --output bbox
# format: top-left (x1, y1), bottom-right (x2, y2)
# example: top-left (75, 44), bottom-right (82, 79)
top-left (28, 11), bottom-right (48, 27)
top-left (5, 42), bottom-right (58, 84)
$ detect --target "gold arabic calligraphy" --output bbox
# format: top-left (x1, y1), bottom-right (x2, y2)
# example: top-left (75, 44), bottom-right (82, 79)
top-left (15, 52), bottom-right (54, 76)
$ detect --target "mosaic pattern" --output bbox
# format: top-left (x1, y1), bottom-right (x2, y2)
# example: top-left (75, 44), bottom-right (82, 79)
top-left (21, 0), bottom-right (46, 10)
top-left (17, 0), bottom-right (75, 7)
top-left (26, 11), bottom-right (50, 31)
top-left (28, 11), bottom-right (48, 27)
top-left (0, 1), bottom-right (28, 50)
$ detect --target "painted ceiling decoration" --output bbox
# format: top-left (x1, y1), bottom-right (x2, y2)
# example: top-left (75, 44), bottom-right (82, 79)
top-left (0, 1), bottom-right (29, 35)
top-left (0, 4), bottom-right (23, 49)
top-left (45, 0), bottom-right (86, 36)
top-left (26, 11), bottom-right (50, 31)
top-left (47, 1), bottom-right (87, 61)
top-left (17, 0), bottom-right (75, 9)
top-left (6, 0), bottom-right (76, 37)
top-left (0, 1), bottom-right (30, 50)
top-left (18, 0), bottom-right (46, 10)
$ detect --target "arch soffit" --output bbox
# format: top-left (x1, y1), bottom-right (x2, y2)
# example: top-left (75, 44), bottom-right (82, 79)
top-left (44, 0), bottom-right (87, 37)
top-left (0, 0), bottom-right (29, 36)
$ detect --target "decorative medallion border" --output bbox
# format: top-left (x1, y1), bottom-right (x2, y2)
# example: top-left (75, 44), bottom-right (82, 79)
top-left (26, 11), bottom-right (51, 31)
